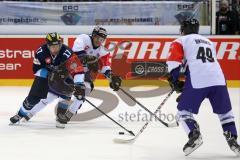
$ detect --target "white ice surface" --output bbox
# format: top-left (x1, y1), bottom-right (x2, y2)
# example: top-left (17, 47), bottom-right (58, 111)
top-left (0, 87), bottom-right (239, 160)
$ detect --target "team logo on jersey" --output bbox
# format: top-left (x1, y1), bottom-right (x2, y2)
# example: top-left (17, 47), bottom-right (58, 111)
top-left (45, 57), bottom-right (51, 64)
top-left (70, 62), bottom-right (77, 70)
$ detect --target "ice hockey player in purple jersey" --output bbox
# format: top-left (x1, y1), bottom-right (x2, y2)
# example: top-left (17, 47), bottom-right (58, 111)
top-left (167, 18), bottom-right (240, 156)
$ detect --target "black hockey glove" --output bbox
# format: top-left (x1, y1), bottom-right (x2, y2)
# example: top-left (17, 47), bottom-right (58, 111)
top-left (110, 75), bottom-right (122, 91)
top-left (176, 94), bottom-right (181, 103)
top-left (74, 83), bottom-right (86, 100)
top-left (50, 68), bottom-right (69, 82)
top-left (80, 55), bottom-right (99, 72)
top-left (167, 75), bottom-right (184, 93)
top-left (46, 64), bottom-right (58, 72)
top-left (88, 61), bottom-right (99, 72)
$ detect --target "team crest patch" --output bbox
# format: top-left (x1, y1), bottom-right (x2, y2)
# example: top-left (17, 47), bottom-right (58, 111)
top-left (70, 62), bottom-right (77, 70)
top-left (45, 57), bottom-right (51, 64)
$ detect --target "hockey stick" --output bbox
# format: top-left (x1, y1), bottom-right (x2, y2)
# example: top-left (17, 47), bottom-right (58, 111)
top-left (113, 90), bottom-right (174, 144)
top-left (85, 98), bottom-right (135, 136)
top-left (119, 88), bottom-right (178, 128)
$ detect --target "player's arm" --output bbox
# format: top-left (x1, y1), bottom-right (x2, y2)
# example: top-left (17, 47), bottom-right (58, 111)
top-left (72, 35), bottom-right (94, 71)
top-left (32, 47), bottom-right (48, 78)
top-left (48, 46), bottom-right (74, 84)
top-left (99, 53), bottom-right (122, 91)
top-left (166, 40), bottom-right (184, 93)
top-left (65, 54), bottom-right (85, 99)
top-left (72, 36), bottom-right (87, 56)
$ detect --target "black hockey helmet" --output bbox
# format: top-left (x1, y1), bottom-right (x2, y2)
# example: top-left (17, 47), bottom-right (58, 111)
top-left (92, 26), bottom-right (107, 39)
top-left (180, 18), bottom-right (199, 35)
top-left (46, 32), bottom-right (62, 46)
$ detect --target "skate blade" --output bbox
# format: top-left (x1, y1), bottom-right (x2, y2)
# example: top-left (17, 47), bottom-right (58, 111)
top-left (184, 139), bottom-right (203, 156)
top-left (8, 121), bottom-right (21, 126)
top-left (235, 151), bottom-right (240, 156)
top-left (113, 135), bottom-right (136, 144)
top-left (231, 148), bottom-right (240, 156)
top-left (21, 118), bottom-right (29, 123)
top-left (56, 121), bottom-right (65, 129)
top-left (9, 121), bottom-right (20, 126)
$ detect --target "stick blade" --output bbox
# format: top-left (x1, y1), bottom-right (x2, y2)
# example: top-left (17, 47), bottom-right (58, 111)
top-left (113, 135), bottom-right (136, 144)
top-left (168, 121), bottom-right (179, 128)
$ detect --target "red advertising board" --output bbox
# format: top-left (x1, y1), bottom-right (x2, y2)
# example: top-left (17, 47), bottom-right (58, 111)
top-left (0, 36), bottom-right (239, 81)
top-left (0, 37), bottom-right (45, 78)
top-left (70, 36), bottom-right (240, 80)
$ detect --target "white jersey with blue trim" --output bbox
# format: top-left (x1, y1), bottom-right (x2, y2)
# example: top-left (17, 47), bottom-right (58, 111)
top-left (167, 34), bottom-right (226, 88)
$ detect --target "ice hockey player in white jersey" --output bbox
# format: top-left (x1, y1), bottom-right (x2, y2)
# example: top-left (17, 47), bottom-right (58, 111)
top-left (9, 27), bottom-right (121, 127)
top-left (55, 26), bottom-right (122, 128)
top-left (167, 19), bottom-right (240, 156)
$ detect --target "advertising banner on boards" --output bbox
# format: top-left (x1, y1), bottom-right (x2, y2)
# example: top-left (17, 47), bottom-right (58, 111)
top-left (0, 1), bottom-right (208, 25)
top-left (0, 36), bottom-right (239, 83)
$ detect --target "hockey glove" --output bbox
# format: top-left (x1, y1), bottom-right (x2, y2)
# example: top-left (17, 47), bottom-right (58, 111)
top-left (46, 65), bottom-right (55, 72)
top-left (104, 70), bottom-right (122, 91)
top-left (74, 83), bottom-right (86, 100)
top-left (88, 61), bottom-right (99, 72)
top-left (176, 94), bottom-right (181, 103)
top-left (110, 75), bottom-right (122, 91)
top-left (80, 55), bottom-right (99, 72)
top-left (167, 75), bottom-right (184, 93)
top-left (48, 63), bottom-right (69, 79)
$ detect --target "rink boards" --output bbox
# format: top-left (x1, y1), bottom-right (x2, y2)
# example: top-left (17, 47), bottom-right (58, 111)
top-left (0, 35), bottom-right (239, 87)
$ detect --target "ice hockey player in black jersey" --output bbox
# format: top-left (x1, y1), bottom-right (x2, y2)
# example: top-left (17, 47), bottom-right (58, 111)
top-left (10, 32), bottom-right (73, 124)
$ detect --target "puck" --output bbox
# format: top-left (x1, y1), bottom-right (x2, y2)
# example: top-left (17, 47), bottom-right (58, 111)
top-left (118, 132), bottom-right (125, 135)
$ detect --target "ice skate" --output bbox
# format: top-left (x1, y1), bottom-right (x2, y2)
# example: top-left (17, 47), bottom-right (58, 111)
top-left (224, 131), bottom-right (240, 156)
top-left (183, 129), bottom-right (203, 156)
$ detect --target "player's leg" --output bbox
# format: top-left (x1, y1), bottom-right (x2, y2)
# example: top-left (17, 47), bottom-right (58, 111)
top-left (56, 98), bottom-right (71, 117)
top-left (55, 96), bottom-right (74, 128)
top-left (24, 92), bottom-right (59, 121)
top-left (177, 110), bottom-right (202, 155)
top-left (177, 84), bottom-right (209, 156)
top-left (10, 76), bottom-right (49, 124)
top-left (56, 81), bottom-right (94, 128)
top-left (209, 86), bottom-right (240, 156)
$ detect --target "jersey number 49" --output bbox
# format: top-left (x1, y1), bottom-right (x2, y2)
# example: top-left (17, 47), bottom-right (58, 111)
top-left (196, 47), bottom-right (215, 63)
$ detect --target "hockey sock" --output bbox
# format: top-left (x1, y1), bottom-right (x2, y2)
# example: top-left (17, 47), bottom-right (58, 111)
top-left (222, 122), bottom-right (237, 138)
top-left (29, 92), bottom-right (58, 115)
top-left (18, 107), bottom-right (28, 117)
top-left (68, 96), bottom-right (84, 114)
top-left (218, 110), bottom-right (238, 137)
top-left (177, 110), bottom-right (199, 136)
top-left (57, 100), bottom-right (70, 115)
